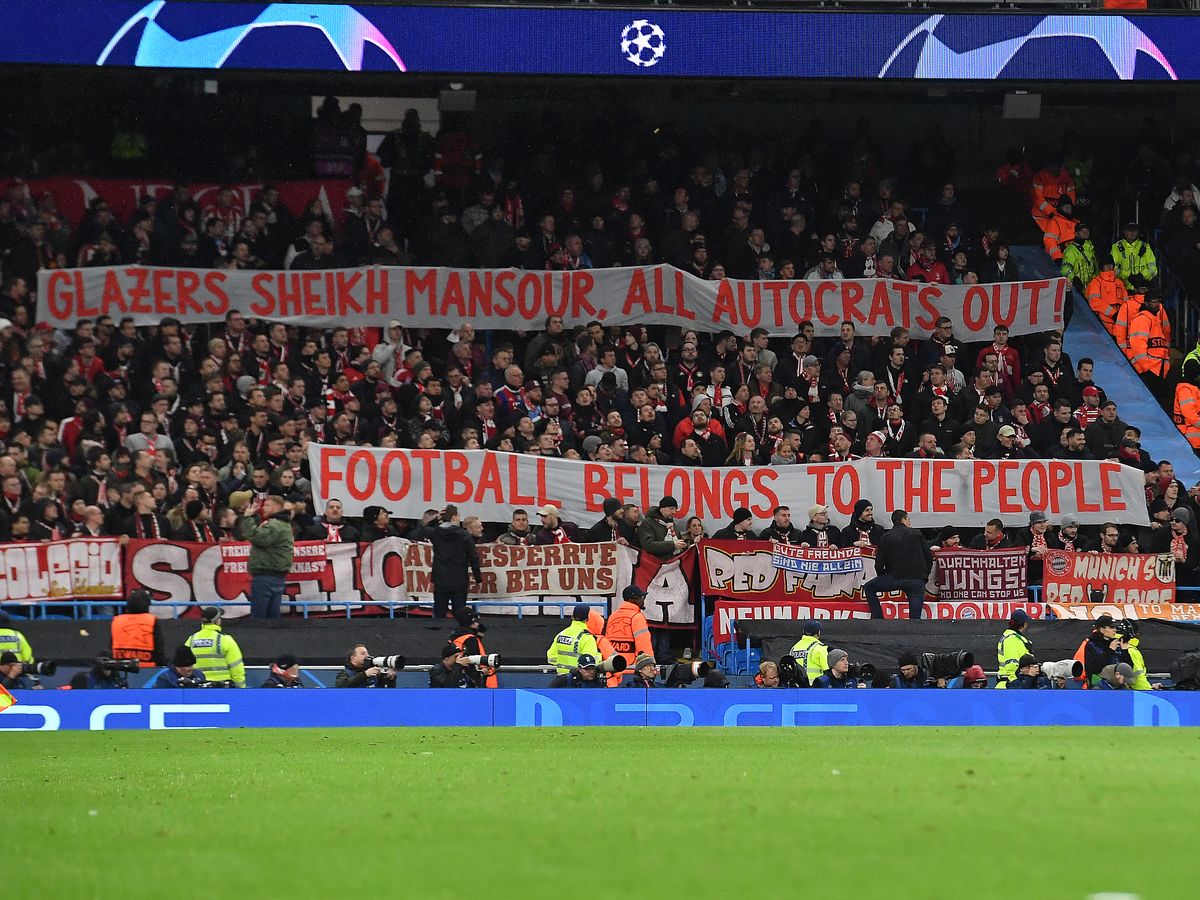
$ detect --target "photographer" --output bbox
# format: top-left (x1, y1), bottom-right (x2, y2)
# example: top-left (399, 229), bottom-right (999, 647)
top-left (412, 504), bottom-right (482, 619)
top-left (627, 653), bottom-right (660, 688)
top-left (449, 607), bottom-right (497, 688)
top-left (0, 651), bottom-right (38, 690)
top-left (1080, 614), bottom-right (1132, 687)
top-left (155, 646), bottom-right (208, 688)
top-left (261, 654), bottom-right (303, 688)
top-left (1007, 655), bottom-right (1050, 690)
top-left (960, 665), bottom-right (988, 688)
top-left (429, 645), bottom-right (475, 688)
top-left (336, 644), bottom-right (397, 688)
top-left (1097, 662), bottom-right (1136, 690)
top-left (812, 649), bottom-right (863, 688)
top-left (0, 612), bottom-right (33, 666)
top-left (890, 652), bottom-right (928, 689)
top-left (549, 653), bottom-right (607, 688)
top-left (754, 660), bottom-right (781, 688)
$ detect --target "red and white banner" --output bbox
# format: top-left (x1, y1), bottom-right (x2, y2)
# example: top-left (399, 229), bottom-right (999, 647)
top-left (219, 541), bottom-right (328, 581)
top-left (3, 176), bottom-right (351, 232)
top-left (0, 538), bottom-right (123, 605)
top-left (38, 262), bottom-right (1067, 337)
top-left (700, 539), bottom-right (878, 602)
top-left (934, 548), bottom-right (1027, 602)
top-left (1041, 550), bottom-right (1176, 605)
top-left (1047, 602), bottom-right (1200, 622)
top-left (309, 446), bottom-right (1149, 530)
top-left (124, 537), bottom-right (695, 624)
top-left (713, 599), bottom-right (1048, 641)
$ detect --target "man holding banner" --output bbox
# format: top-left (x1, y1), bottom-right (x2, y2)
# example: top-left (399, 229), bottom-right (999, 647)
top-left (863, 510), bottom-right (933, 620)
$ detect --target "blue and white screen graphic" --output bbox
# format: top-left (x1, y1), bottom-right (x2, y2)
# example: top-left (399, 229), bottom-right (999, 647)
top-left (0, 2), bottom-right (1194, 80)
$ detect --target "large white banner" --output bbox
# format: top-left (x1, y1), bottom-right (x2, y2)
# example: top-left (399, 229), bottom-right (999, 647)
top-left (308, 446), bottom-right (1148, 529)
top-left (39, 264), bottom-right (1067, 337)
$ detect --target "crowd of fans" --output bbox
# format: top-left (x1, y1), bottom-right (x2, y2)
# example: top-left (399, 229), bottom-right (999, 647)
top-left (0, 109), bottom-right (1198, 591)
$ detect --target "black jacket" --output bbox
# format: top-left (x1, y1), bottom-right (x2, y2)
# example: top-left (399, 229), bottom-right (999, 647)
top-left (429, 662), bottom-right (476, 688)
top-left (549, 670), bottom-right (607, 688)
top-left (711, 524), bottom-right (754, 541)
top-left (413, 522), bottom-right (482, 590)
top-left (875, 523), bottom-right (932, 580)
top-left (797, 524), bottom-right (842, 547)
top-left (1007, 672), bottom-right (1051, 690)
top-left (759, 522), bottom-right (805, 544)
top-left (1083, 634), bottom-right (1131, 681)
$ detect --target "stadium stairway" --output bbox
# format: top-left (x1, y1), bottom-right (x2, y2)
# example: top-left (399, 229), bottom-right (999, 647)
top-left (1011, 246), bottom-right (1200, 485)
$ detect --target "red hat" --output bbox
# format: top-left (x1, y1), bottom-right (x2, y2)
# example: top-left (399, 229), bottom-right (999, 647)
top-left (1082, 386), bottom-right (1100, 398)
top-left (964, 664), bottom-right (987, 684)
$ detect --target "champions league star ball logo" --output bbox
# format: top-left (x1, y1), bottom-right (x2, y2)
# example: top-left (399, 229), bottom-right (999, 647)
top-left (878, 14), bottom-right (1176, 81)
top-left (621, 20), bottom-right (666, 68)
top-left (96, 1), bottom-right (405, 70)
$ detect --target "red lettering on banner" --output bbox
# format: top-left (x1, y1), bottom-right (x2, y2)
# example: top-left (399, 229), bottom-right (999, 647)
top-left (346, 450), bottom-right (377, 502)
top-left (443, 452), bottom-right (472, 503)
top-left (867, 281), bottom-right (894, 327)
top-left (1074, 461), bottom-right (1100, 512)
top-left (318, 447), bottom-right (347, 501)
top-left (45, 270), bottom-right (73, 321)
top-left (535, 457), bottom-right (549, 506)
top-left (203, 272), bottom-right (227, 314)
top-left (622, 269), bottom-right (651, 316)
top-left (832, 466), bottom-right (859, 515)
top-left (366, 269), bottom-right (386, 314)
top-left (379, 451), bottom-right (409, 502)
top-left (931, 460), bottom-right (954, 512)
top-left (1047, 461), bottom-right (1071, 506)
top-left (1020, 460), bottom-right (1049, 513)
top-left (763, 281), bottom-right (785, 327)
top-left (674, 270), bottom-right (695, 321)
top-left (613, 465), bottom-right (638, 506)
top-left (493, 271), bottom-right (516, 316)
top-left (126, 268), bottom-right (151, 314)
top-left (750, 469), bottom-right (778, 517)
top-left (1099, 462), bottom-right (1125, 512)
top-left (877, 459), bottom-right (901, 505)
top-left (787, 282), bottom-right (812, 326)
top-left (810, 464), bottom-right (835, 506)
top-left (441, 271), bottom-right (466, 318)
top-left (410, 450), bottom-right (438, 501)
top-left (963, 285), bottom-right (988, 332)
top-left (974, 461), bottom-right (995, 512)
top-left (517, 274), bottom-right (540, 320)
top-left (474, 453), bottom-right (504, 503)
top-left (275, 274), bottom-right (300, 317)
top-left (545, 273), bottom-right (569, 318)
top-left (663, 468), bottom-right (691, 512)
top-left (250, 273), bottom-right (274, 316)
top-left (993, 283), bottom-right (1018, 327)
top-left (1026, 280), bottom-right (1047, 325)
top-left (583, 463), bottom-right (608, 510)
top-left (101, 271), bottom-right (132, 317)
top-left (713, 279), bottom-right (737, 326)
top-left (738, 282), bottom-right (761, 328)
top-left (1051, 277), bottom-right (1066, 323)
top-left (467, 271), bottom-right (492, 317)
top-left (337, 271), bottom-right (364, 315)
top-left (904, 282), bottom-right (933, 330)
top-left (572, 271), bottom-right (598, 319)
top-left (902, 459), bottom-right (931, 512)
top-left (303, 272), bottom-right (323, 316)
top-left (693, 469), bottom-right (721, 520)
top-left (406, 269), bottom-right (437, 316)
top-left (841, 281), bottom-right (866, 326)
top-left (175, 270), bottom-right (199, 315)
top-left (813, 282), bottom-right (839, 325)
top-left (511, 455), bottom-right (535, 505)
top-left (996, 460), bottom-right (1020, 513)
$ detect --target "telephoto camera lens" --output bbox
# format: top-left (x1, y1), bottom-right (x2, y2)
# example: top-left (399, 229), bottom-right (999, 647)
top-left (368, 655), bottom-right (406, 670)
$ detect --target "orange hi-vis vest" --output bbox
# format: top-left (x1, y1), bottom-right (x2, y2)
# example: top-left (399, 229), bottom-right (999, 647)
top-left (605, 601), bottom-right (653, 665)
top-left (1128, 305), bottom-right (1171, 377)
top-left (0, 684), bottom-right (15, 710)
top-left (1073, 639), bottom-right (1090, 689)
top-left (1041, 213), bottom-right (1076, 261)
top-left (588, 608), bottom-right (623, 686)
top-left (451, 631), bottom-right (497, 688)
top-left (1086, 271), bottom-right (1127, 333)
top-left (1031, 167), bottom-right (1076, 220)
top-left (1175, 382), bottom-right (1200, 448)
top-left (110, 612), bottom-right (158, 668)
top-left (1112, 295), bottom-right (1143, 353)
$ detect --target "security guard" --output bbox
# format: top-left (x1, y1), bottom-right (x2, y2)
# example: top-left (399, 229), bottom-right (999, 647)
top-left (1127, 290), bottom-right (1171, 399)
top-left (1086, 259), bottom-right (1127, 334)
top-left (1111, 222), bottom-right (1158, 289)
top-left (184, 606), bottom-right (246, 687)
top-left (547, 604), bottom-right (602, 675)
top-left (789, 619), bottom-right (829, 685)
top-left (606, 585), bottom-right (653, 666)
top-left (1118, 620), bottom-right (1157, 691)
top-left (0, 612), bottom-right (33, 665)
top-left (1174, 359), bottom-right (1200, 449)
top-left (587, 608), bottom-right (624, 687)
top-left (995, 609), bottom-right (1033, 688)
top-left (109, 589), bottom-right (166, 669)
top-left (1060, 220), bottom-right (1097, 288)
top-left (449, 607), bottom-right (497, 688)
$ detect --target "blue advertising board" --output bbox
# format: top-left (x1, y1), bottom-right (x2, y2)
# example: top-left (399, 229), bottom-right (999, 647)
top-left (1, 688), bottom-right (1195, 730)
top-left (0, 2), bottom-right (1193, 81)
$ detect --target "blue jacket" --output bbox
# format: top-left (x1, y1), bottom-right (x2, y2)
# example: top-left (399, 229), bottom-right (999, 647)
top-left (890, 671), bottom-right (928, 689)
top-left (1007, 672), bottom-right (1051, 690)
top-left (813, 670), bottom-right (859, 688)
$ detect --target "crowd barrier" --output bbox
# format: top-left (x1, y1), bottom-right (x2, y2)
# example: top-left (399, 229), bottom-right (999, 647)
top-left (2, 688), bottom-right (1196, 730)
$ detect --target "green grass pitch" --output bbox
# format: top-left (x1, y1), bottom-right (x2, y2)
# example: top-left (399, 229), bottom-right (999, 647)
top-left (10, 727), bottom-right (1200, 899)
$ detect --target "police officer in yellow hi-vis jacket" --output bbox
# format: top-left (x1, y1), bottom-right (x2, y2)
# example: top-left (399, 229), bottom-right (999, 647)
top-left (0, 612), bottom-right (34, 664)
top-left (789, 619), bottom-right (829, 685)
top-left (547, 605), bottom-right (601, 675)
top-left (996, 609), bottom-right (1033, 689)
top-left (185, 606), bottom-right (246, 688)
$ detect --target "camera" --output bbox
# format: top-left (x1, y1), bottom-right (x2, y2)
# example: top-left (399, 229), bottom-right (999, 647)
top-left (1041, 659), bottom-right (1084, 684)
top-left (92, 656), bottom-right (140, 688)
top-left (462, 653), bottom-right (501, 669)
top-left (96, 657), bottom-right (139, 675)
top-left (368, 654), bottom-right (406, 672)
top-left (847, 662), bottom-right (877, 682)
top-left (596, 655), bottom-right (627, 675)
top-left (662, 660), bottom-right (710, 687)
top-left (777, 655), bottom-right (809, 688)
top-left (177, 676), bottom-right (224, 688)
top-left (22, 660), bottom-right (57, 677)
top-left (920, 651), bottom-right (974, 681)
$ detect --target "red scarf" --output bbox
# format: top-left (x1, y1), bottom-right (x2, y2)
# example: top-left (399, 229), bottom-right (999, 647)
top-left (326, 521), bottom-right (345, 542)
top-left (135, 514), bottom-right (161, 539)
